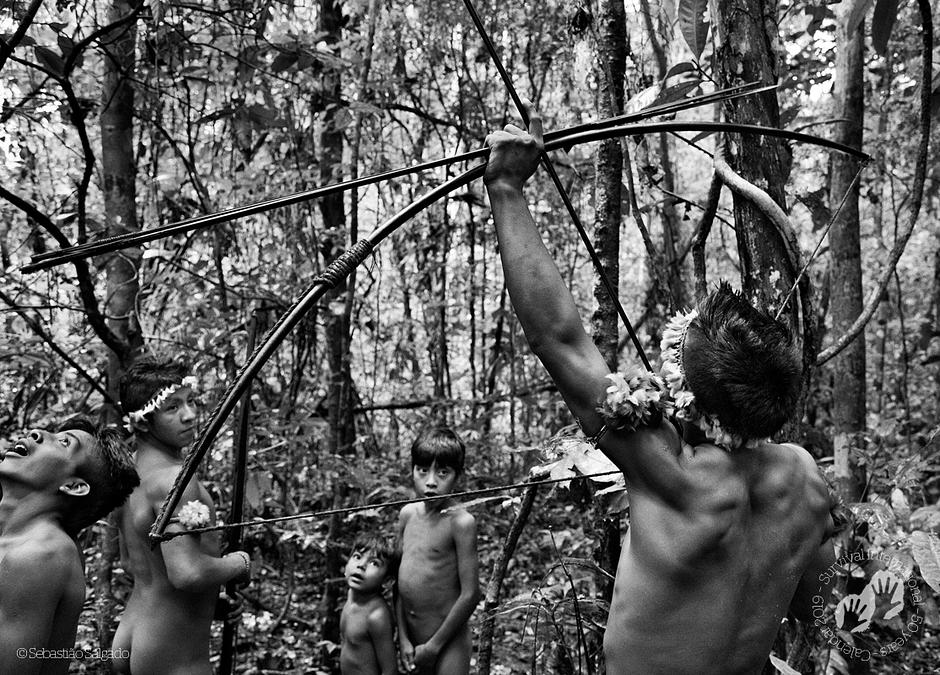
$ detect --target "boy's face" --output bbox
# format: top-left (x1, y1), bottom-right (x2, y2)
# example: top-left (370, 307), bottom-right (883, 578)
top-left (146, 386), bottom-right (198, 448)
top-left (412, 460), bottom-right (458, 501)
top-left (344, 548), bottom-right (389, 593)
top-left (0, 428), bottom-right (95, 493)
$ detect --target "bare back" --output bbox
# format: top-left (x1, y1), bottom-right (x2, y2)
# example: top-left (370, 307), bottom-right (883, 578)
top-left (113, 457), bottom-right (221, 675)
top-left (606, 438), bottom-right (833, 675)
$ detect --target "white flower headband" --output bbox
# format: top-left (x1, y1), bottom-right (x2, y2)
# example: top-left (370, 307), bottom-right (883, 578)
top-left (658, 309), bottom-right (761, 450)
top-left (126, 376), bottom-right (198, 427)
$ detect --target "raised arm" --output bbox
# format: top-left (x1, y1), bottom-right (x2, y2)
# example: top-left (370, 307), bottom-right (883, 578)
top-left (484, 110), bottom-right (691, 500)
top-left (158, 479), bottom-right (250, 592)
top-left (484, 116), bottom-right (611, 434)
top-left (413, 511), bottom-right (481, 670)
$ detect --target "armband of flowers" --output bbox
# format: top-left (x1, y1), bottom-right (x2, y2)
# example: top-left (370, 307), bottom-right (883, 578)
top-left (175, 500), bottom-right (211, 530)
top-left (596, 368), bottom-right (673, 433)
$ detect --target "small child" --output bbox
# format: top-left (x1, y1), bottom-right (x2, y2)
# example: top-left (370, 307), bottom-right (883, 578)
top-left (396, 427), bottom-right (480, 675)
top-left (339, 533), bottom-right (398, 675)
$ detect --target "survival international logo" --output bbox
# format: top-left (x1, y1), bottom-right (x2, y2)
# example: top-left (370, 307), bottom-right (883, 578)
top-left (812, 549), bottom-right (926, 662)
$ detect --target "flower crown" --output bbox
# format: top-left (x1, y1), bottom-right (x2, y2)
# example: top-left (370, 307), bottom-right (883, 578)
top-left (126, 375), bottom-right (198, 427)
top-left (596, 309), bottom-right (763, 451)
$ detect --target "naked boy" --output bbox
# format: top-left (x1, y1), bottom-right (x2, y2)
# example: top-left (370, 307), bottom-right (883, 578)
top-left (397, 427), bottom-right (480, 675)
top-left (112, 357), bottom-right (251, 675)
top-left (340, 533), bottom-right (398, 675)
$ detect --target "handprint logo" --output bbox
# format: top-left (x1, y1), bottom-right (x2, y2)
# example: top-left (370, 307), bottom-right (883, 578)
top-left (835, 586), bottom-right (876, 633)
top-left (864, 570), bottom-right (905, 621)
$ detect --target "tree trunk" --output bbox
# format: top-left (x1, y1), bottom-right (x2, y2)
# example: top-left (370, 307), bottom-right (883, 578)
top-left (640, 0), bottom-right (687, 309)
top-left (316, 0), bottom-right (353, 665)
top-left (829, 2), bottom-right (867, 504)
top-left (593, 0), bottom-right (626, 371)
top-left (475, 484), bottom-right (539, 675)
top-left (97, 0), bottom-right (141, 652)
top-left (591, 4), bottom-right (626, 673)
top-left (712, 0), bottom-right (796, 308)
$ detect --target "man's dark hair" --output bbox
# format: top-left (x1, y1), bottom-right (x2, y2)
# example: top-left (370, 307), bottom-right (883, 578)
top-left (350, 532), bottom-right (400, 578)
top-left (683, 282), bottom-right (802, 440)
top-left (57, 416), bottom-right (139, 536)
top-left (120, 356), bottom-right (190, 419)
top-left (411, 426), bottom-right (465, 474)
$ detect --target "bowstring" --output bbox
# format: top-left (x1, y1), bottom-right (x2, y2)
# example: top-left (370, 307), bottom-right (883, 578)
top-left (459, 0), bottom-right (652, 372)
top-left (773, 159), bottom-right (869, 322)
top-left (155, 469), bottom-right (622, 541)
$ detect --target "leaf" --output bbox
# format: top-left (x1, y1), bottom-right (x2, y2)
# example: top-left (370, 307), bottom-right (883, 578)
top-left (624, 83), bottom-right (662, 115)
top-left (247, 104), bottom-right (286, 128)
top-left (871, 0), bottom-right (899, 56)
top-left (769, 653), bottom-right (801, 675)
top-left (34, 45), bottom-right (64, 76)
top-left (648, 80), bottom-right (702, 109)
top-left (1, 33), bottom-right (35, 46)
top-left (664, 61), bottom-right (698, 79)
top-left (149, 0), bottom-right (164, 24)
top-left (910, 530), bottom-right (940, 593)
top-left (677, 0), bottom-right (710, 60)
top-left (910, 505), bottom-right (940, 533)
top-left (271, 51), bottom-right (299, 72)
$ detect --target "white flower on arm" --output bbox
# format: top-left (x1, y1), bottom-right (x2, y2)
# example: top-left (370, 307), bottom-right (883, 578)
top-left (597, 368), bottom-right (673, 433)
top-left (177, 500), bottom-right (211, 529)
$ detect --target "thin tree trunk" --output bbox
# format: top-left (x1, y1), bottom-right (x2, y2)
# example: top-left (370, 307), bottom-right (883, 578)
top-left (316, 0), bottom-right (353, 664)
top-left (591, 4), bottom-right (626, 672)
top-left (98, 0), bottom-right (141, 652)
top-left (476, 484), bottom-right (539, 675)
top-left (829, 3), bottom-right (867, 504)
top-left (712, 0), bottom-right (796, 308)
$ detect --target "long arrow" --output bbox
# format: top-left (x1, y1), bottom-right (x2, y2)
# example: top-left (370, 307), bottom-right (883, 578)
top-left (23, 83), bottom-right (775, 273)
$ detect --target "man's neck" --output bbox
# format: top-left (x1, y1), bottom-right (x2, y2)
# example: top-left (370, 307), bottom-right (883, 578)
top-left (0, 484), bottom-right (65, 536)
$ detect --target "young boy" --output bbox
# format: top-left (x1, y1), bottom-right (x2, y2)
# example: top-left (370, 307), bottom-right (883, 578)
top-left (483, 109), bottom-right (835, 675)
top-left (340, 533), bottom-right (398, 675)
top-left (396, 427), bottom-right (480, 675)
top-left (0, 416), bottom-right (139, 674)
top-left (111, 357), bottom-right (251, 675)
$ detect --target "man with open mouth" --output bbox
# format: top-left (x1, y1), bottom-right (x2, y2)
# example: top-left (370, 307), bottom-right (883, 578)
top-left (0, 416), bottom-right (138, 674)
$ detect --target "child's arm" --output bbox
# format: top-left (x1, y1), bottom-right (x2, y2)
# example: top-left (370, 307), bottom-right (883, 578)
top-left (412, 511), bottom-right (481, 669)
top-left (369, 604), bottom-right (398, 675)
top-left (484, 110), bottom-right (693, 504)
top-left (157, 479), bottom-right (250, 592)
